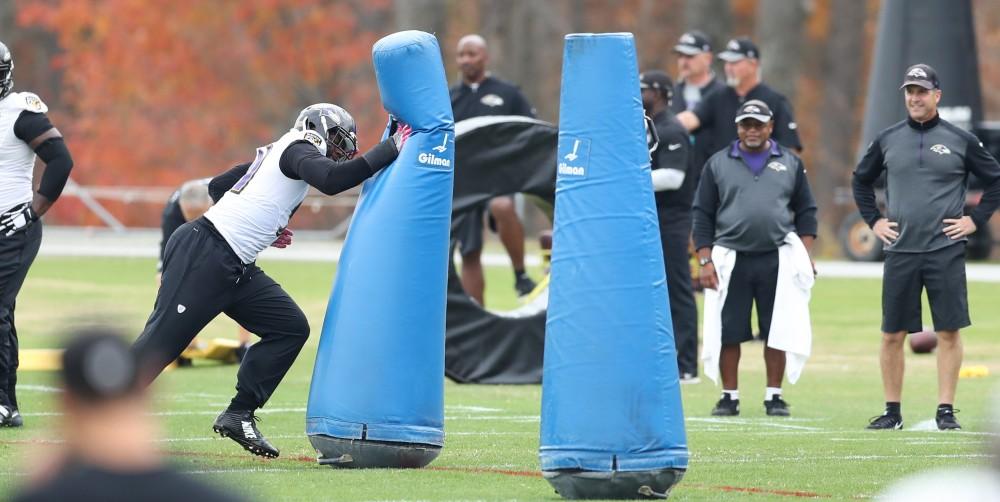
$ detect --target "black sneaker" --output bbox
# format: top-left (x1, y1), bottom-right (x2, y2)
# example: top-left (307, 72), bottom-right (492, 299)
top-left (515, 274), bottom-right (537, 297)
top-left (8, 409), bottom-right (22, 427)
top-left (212, 410), bottom-right (279, 458)
top-left (711, 395), bottom-right (740, 416)
top-left (936, 408), bottom-right (962, 430)
top-left (764, 396), bottom-right (790, 417)
top-left (866, 412), bottom-right (903, 430)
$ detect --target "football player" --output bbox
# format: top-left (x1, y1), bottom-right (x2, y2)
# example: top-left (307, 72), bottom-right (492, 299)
top-left (0, 41), bottom-right (75, 428)
top-left (133, 103), bottom-right (409, 458)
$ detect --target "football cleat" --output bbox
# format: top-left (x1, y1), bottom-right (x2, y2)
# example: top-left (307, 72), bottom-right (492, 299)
top-left (515, 274), bottom-right (537, 297)
top-left (0, 404), bottom-right (20, 428)
top-left (764, 396), bottom-right (790, 417)
top-left (936, 408), bottom-right (961, 431)
top-left (866, 412), bottom-right (903, 430)
top-left (711, 395), bottom-right (740, 416)
top-left (212, 409), bottom-right (279, 458)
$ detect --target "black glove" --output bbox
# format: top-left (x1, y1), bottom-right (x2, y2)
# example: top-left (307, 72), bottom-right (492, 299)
top-left (0, 205), bottom-right (37, 237)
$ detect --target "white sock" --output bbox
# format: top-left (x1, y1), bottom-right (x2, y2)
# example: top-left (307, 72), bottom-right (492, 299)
top-left (766, 387), bottom-right (782, 400)
top-left (722, 390), bottom-right (739, 400)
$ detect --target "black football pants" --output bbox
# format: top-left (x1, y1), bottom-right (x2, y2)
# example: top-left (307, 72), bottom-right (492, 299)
top-left (657, 209), bottom-right (699, 377)
top-left (0, 220), bottom-right (41, 410)
top-left (133, 217), bottom-right (309, 410)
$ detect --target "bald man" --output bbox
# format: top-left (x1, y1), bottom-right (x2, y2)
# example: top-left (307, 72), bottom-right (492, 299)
top-left (449, 34), bottom-right (538, 304)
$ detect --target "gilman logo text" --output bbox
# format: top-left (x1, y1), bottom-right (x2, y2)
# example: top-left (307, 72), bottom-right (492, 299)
top-left (418, 152), bottom-right (451, 167)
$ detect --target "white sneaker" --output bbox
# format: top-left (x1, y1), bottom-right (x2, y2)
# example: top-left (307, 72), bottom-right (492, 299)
top-left (680, 373), bottom-right (701, 384)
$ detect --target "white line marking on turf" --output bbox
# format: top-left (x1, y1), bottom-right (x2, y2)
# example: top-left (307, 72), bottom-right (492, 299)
top-left (445, 405), bottom-right (503, 413)
top-left (17, 384), bottom-right (62, 393)
top-left (687, 417), bottom-right (822, 431)
top-left (185, 468), bottom-right (301, 475)
top-left (697, 453), bottom-right (990, 463)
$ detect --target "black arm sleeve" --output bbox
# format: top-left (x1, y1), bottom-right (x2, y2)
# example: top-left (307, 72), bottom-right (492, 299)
top-left (965, 136), bottom-right (1000, 229)
top-left (279, 140), bottom-right (398, 196)
top-left (208, 163), bottom-right (251, 203)
top-left (13, 110), bottom-right (53, 143)
top-left (790, 159), bottom-right (819, 236)
top-left (852, 137), bottom-right (886, 227)
top-left (15, 111), bottom-right (74, 200)
top-left (34, 137), bottom-right (74, 200)
top-left (691, 164), bottom-right (719, 250)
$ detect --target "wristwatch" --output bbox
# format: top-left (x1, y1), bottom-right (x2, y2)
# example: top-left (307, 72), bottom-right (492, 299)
top-left (698, 257), bottom-right (713, 267)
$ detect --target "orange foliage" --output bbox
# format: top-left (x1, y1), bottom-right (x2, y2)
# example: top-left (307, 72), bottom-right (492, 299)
top-left (17, 0), bottom-right (390, 192)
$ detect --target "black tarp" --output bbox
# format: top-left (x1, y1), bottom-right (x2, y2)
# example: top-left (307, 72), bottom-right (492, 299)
top-left (859, 0), bottom-right (982, 157)
top-left (445, 116), bottom-right (557, 384)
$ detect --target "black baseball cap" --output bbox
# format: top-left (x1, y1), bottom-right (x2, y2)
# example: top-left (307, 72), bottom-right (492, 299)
top-left (61, 329), bottom-right (139, 402)
top-left (640, 70), bottom-right (674, 98)
top-left (899, 63), bottom-right (940, 90)
top-left (718, 37), bottom-right (760, 62)
top-left (674, 30), bottom-right (712, 55)
top-left (734, 99), bottom-right (773, 123)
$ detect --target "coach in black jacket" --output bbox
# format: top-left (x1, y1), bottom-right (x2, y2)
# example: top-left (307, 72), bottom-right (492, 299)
top-left (854, 64), bottom-right (1000, 431)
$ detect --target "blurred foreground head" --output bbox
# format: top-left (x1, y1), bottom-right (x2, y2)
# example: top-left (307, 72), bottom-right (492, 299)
top-left (60, 329), bottom-right (141, 407)
top-left (13, 327), bottom-right (247, 502)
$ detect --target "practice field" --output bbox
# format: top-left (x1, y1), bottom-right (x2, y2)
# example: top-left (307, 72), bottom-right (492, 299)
top-left (1, 256), bottom-right (999, 500)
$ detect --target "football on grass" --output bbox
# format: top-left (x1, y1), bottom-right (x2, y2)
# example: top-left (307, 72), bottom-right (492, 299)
top-left (909, 330), bottom-right (938, 354)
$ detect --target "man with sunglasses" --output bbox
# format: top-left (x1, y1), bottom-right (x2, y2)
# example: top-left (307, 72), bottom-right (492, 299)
top-left (693, 100), bottom-right (817, 418)
top-left (133, 103), bottom-right (410, 458)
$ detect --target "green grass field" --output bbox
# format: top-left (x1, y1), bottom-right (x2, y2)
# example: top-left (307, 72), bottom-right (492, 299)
top-left (2, 256), bottom-right (998, 501)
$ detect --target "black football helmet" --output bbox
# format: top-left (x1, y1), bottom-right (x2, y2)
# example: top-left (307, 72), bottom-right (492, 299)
top-left (294, 103), bottom-right (358, 161)
top-left (0, 42), bottom-right (12, 100)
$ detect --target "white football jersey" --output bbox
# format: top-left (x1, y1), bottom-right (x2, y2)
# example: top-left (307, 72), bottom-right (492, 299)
top-left (205, 129), bottom-right (323, 263)
top-left (0, 92), bottom-right (48, 213)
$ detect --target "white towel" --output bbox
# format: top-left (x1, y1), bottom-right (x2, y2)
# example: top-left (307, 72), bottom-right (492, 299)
top-left (767, 232), bottom-right (814, 384)
top-left (700, 234), bottom-right (814, 385)
top-left (700, 245), bottom-right (736, 385)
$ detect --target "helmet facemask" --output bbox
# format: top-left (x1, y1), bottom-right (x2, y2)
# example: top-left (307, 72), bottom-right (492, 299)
top-left (0, 43), bottom-right (12, 100)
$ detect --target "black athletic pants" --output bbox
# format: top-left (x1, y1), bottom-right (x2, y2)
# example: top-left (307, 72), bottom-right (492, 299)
top-left (0, 220), bottom-right (41, 410)
top-left (133, 217), bottom-right (309, 410)
top-left (657, 209), bottom-right (699, 377)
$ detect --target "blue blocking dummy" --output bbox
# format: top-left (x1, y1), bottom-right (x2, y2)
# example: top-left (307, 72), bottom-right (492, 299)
top-left (540, 33), bottom-right (688, 498)
top-left (306, 30), bottom-right (454, 469)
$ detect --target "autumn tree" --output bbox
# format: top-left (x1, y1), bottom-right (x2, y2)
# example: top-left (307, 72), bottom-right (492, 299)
top-left (17, 0), bottom-right (390, 224)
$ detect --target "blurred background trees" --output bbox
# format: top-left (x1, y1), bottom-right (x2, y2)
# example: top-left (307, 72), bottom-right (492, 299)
top-left (4, 0), bottom-right (1000, 243)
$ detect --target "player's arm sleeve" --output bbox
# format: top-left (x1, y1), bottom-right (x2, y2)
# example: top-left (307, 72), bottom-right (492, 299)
top-left (208, 163), bottom-right (251, 203)
top-left (691, 164), bottom-right (719, 250)
top-left (790, 159), bottom-right (818, 237)
top-left (279, 139), bottom-right (398, 196)
top-left (651, 126), bottom-right (690, 191)
top-left (965, 135), bottom-right (1000, 229)
top-left (15, 111), bottom-right (74, 201)
top-left (851, 136), bottom-right (886, 227)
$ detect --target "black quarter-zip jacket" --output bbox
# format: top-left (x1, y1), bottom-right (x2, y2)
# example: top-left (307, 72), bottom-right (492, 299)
top-left (852, 114), bottom-right (1000, 253)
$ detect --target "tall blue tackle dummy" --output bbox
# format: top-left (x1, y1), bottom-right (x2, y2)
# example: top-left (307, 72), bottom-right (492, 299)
top-left (306, 30), bottom-right (454, 469)
top-left (539, 33), bottom-right (689, 499)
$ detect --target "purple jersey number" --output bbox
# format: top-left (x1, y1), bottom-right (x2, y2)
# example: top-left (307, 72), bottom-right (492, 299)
top-left (230, 144), bottom-right (274, 194)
